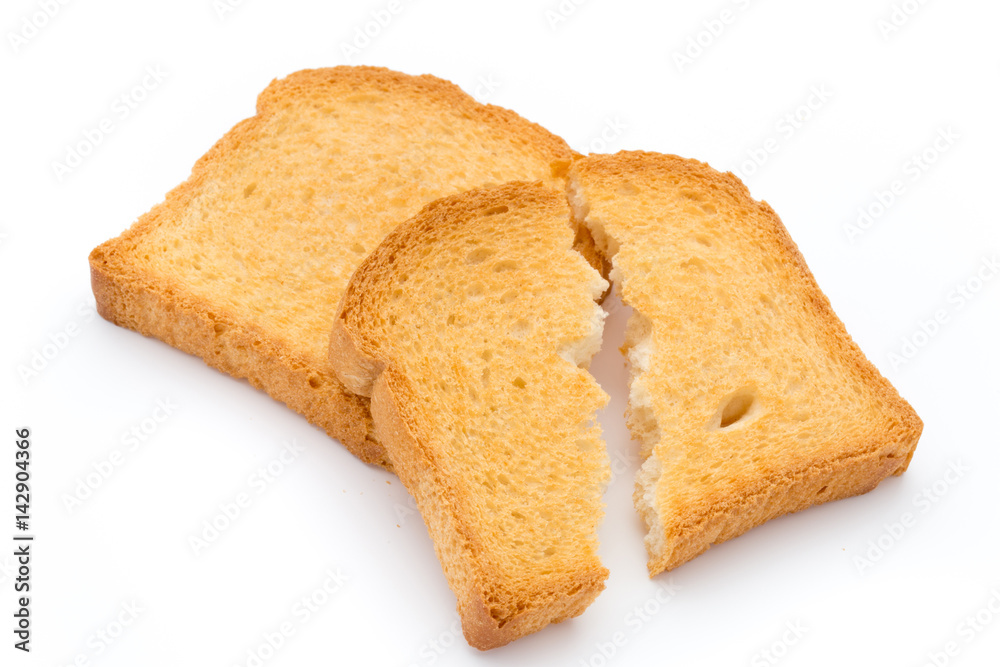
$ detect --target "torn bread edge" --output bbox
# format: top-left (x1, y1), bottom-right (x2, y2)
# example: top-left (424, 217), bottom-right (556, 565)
top-left (328, 186), bottom-right (611, 650)
top-left (565, 158), bottom-right (922, 576)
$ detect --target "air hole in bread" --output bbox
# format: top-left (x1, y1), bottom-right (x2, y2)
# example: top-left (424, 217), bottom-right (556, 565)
top-left (701, 203), bottom-right (717, 215)
top-left (712, 388), bottom-right (759, 429)
top-left (693, 234), bottom-right (713, 247)
top-left (351, 243), bottom-right (365, 254)
top-left (817, 486), bottom-right (828, 495)
top-left (482, 205), bottom-right (509, 216)
top-left (512, 376), bottom-right (527, 389)
top-left (510, 319), bottom-right (530, 339)
top-left (243, 183), bottom-right (257, 197)
top-left (308, 376), bottom-right (321, 389)
top-left (681, 257), bottom-right (708, 272)
top-left (493, 260), bottom-right (518, 272)
top-left (500, 290), bottom-right (518, 304)
top-left (213, 323), bottom-right (227, 335)
top-left (720, 393), bottom-right (754, 428)
top-left (466, 247), bottom-right (495, 264)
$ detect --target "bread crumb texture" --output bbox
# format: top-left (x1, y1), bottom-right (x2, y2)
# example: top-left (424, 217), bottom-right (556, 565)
top-left (332, 182), bottom-right (610, 649)
top-left (568, 151), bottom-right (922, 575)
top-left (89, 66), bottom-right (573, 467)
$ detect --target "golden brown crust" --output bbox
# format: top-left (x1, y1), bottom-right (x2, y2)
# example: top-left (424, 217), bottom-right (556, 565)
top-left (90, 243), bottom-right (386, 465)
top-left (652, 438), bottom-right (911, 573)
top-left (257, 67), bottom-right (574, 171)
top-left (331, 182), bottom-right (609, 649)
top-left (88, 66), bottom-right (575, 469)
top-left (568, 151), bottom-right (923, 575)
top-left (369, 371), bottom-right (606, 650)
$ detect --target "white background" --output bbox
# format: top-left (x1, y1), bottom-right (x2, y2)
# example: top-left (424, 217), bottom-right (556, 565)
top-left (2, 1), bottom-right (999, 665)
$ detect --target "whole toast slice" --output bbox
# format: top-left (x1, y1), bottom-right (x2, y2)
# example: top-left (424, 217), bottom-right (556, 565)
top-left (566, 152), bottom-right (922, 575)
top-left (329, 182), bottom-right (610, 648)
top-left (89, 66), bottom-right (574, 467)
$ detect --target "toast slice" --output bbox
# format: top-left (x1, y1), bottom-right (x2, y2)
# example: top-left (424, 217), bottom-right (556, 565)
top-left (329, 182), bottom-right (610, 648)
top-left (566, 152), bottom-right (923, 575)
top-left (89, 66), bottom-right (574, 467)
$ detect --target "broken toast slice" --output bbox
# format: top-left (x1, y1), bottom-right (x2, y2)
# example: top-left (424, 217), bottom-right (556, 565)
top-left (329, 182), bottom-right (610, 648)
top-left (566, 151), bottom-right (922, 575)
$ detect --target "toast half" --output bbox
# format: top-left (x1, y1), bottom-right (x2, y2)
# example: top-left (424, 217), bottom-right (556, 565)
top-left (566, 152), bottom-right (923, 575)
top-left (329, 182), bottom-right (610, 648)
top-left (89, 66), bottom-right (574, 467)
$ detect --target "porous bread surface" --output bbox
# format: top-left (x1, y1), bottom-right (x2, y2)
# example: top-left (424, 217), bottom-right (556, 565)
top-left (89, 66), bottom-right (574, 467)
top-left (330, 182), bottom-right (610, 649)
top-left (567, 151), bottom-right (923, 575)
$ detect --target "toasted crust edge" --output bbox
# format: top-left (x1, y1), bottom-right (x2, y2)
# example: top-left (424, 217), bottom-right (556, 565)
top-left (89, 248), bottom-right (387, 466)
top-left (88, 66), bottom-right (577, 469)
top-left (567, 151), bottom-right (924, 575)
top-left (370, 371), bottom-right (607, 650)
top-left (329, 182), bottom-right (609, 649)
top-left (646, 436), bottom-right (916, 574)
